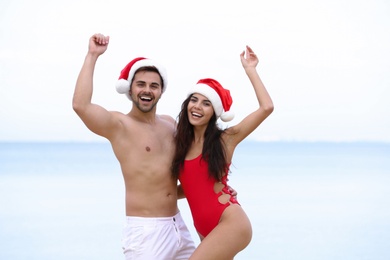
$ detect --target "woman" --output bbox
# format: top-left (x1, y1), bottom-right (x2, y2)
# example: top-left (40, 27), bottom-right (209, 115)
top-left (172, 46), bottom-right (274, 259)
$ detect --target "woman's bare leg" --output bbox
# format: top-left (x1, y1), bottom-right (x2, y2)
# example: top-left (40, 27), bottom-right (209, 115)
top-left (189, 205), bottom-right (252, 260)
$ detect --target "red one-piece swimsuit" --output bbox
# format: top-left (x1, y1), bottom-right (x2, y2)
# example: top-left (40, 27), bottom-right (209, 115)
top-left (179, 154), bottom-right (239, 237)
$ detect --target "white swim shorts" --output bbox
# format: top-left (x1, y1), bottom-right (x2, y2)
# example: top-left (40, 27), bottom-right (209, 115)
top-left (122, 212), bottom-right (195, 259)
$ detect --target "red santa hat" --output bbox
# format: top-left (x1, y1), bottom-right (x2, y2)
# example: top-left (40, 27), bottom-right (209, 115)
top-left (115, 57), bottom-right (168, 101)
top-left (188, 78), bottom-right (234, 122)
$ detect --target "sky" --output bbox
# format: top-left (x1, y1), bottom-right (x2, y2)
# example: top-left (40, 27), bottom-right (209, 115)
top-left (0, 0), bottom-right (389, 142)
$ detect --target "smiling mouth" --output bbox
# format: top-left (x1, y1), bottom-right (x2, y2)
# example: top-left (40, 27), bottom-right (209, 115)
top-left (191, 112), bottom-right (202, 118)
top-left (140, 96), bottom-right (152, 102)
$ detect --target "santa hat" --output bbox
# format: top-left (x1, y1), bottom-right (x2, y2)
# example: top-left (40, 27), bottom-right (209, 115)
top-left (188, 78), bottom-right (234, 122)
top-left (115, 57), bottom-right (168, 100)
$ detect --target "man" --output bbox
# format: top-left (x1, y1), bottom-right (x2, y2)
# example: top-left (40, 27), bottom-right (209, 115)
top-left (72, 33), bottom-right (195, 259)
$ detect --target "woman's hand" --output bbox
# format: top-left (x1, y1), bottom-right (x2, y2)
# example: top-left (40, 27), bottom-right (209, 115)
top-left (240, 45), bottom-right (259, 69)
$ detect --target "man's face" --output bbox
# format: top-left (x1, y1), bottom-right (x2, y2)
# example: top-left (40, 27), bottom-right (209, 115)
top-left (130, 71), bottom-right (163, 113)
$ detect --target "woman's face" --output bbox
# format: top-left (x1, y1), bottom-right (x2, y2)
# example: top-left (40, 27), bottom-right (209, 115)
top-left (187, 93), bottom-right (214, 126)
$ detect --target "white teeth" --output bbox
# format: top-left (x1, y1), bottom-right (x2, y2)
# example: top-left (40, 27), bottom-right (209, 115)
top-left (140, 96), bottom-right (152, 101)
top-left (192, 112), bottom-right (202, 117)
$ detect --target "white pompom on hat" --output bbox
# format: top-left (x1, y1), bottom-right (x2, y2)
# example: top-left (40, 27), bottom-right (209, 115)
top-left (188, 78), bottom-right (234, 122)
top-left (115, 57), bottom-right (168, 101)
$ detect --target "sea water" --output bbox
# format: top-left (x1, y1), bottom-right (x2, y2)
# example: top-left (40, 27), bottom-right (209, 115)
top-left (0, 141), bottom-right (389, 260)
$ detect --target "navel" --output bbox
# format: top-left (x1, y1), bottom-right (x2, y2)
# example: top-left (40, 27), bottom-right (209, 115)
top-left (145, 146), bottom-right (151, 152)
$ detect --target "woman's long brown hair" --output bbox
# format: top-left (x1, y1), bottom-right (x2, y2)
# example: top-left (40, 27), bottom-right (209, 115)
top-left (171, 95), bottom-right (228, 181)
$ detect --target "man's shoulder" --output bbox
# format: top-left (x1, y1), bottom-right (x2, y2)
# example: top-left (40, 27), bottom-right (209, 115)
top-left (158, 114), bottom-right (176, 125)
top-left (110, 110), bottom-right (127, 117)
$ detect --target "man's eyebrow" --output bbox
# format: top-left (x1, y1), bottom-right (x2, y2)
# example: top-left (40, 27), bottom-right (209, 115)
top-left (134, 80), bottom-right (160, 86)
top-left (134, 80), bottom-right (146, 84)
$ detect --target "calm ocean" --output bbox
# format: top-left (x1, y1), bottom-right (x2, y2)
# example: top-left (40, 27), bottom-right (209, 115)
top-left (0, 141), bottom-right (389, 260)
